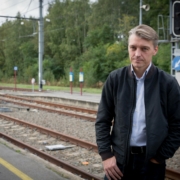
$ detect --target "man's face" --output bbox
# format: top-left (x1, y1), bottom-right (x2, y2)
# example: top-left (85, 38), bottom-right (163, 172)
top-left (128, 34), bottom-right (158, 72)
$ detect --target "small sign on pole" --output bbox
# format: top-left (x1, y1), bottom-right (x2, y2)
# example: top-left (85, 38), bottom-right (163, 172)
top-left (172, 56), bottom-right (180, 70)
top-left (14, 66), bottom-right (18, 91)
top-left (79, 72), bottom-right (84, 82)
top-left (69, 72), bottom-right (74, 82)
top-left (69, 68), bottom-right (73, 94)
top-left (14, 66), bottom-right (18, 71)
top-left (174, 49), bottom-right (180, 56)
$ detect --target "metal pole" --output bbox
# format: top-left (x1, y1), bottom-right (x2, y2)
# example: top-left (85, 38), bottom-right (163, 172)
top-left (39, 0), bottom-right (44, 91)
top-left (139, 0), bottom-right (142, 25)
top-left (170, 0), bottom-right (175, 76)
top-left (14, 70), bottom-right (16, 91)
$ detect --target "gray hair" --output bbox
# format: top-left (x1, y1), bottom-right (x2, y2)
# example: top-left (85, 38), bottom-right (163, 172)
top-left (128, 24), bottom-right (159, 47)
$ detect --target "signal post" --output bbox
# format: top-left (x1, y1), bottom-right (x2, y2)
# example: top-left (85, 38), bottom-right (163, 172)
top-left (170, 0), bottom-right (180, 83)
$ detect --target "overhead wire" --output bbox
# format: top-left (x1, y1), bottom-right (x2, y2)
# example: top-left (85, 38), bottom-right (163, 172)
top-left (23, 1), bottom-right (50, 15)
top-left (0, 0), bottom-right (29, 25)
top-left (23, 0), bottom-right (33, 15)
top-left (0, 0), bottom-right (37, 34)
top-left (0, 0), bottom-right (79, 48)
top-left (0, 0), bottom-right (14, 6)
top-left (0, 0), bottom-right (29, 12)
top-left (0, 0), bottom-right (51, 46)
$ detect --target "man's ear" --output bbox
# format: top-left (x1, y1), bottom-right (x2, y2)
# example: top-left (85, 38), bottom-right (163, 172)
top-left (153, 46), bottom-right (158, 56)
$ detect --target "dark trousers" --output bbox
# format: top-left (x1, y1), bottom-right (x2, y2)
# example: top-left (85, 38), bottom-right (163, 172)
top-left (104, 153), bottom-right (166, 180)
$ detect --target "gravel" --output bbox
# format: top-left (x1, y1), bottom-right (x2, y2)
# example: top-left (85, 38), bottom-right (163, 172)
top-left (0, 97), bottom-right (180, 176)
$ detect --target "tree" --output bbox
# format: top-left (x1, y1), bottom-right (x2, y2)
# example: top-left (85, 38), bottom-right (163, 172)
top-left (0, 0), bottom-right (172, 86)
top-left (153, 43), bottom-right (171, 73)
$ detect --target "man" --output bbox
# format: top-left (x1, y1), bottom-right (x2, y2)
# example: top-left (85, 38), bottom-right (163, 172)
top-left (95, 24), bottom-right (180, 180)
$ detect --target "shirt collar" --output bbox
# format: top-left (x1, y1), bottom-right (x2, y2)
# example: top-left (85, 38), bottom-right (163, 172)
top-left (131, 62), bottom-right (152, 80)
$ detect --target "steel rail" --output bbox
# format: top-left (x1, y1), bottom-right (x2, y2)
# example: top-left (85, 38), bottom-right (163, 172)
top-left (0, 114), bottom-right (180, 179)
top-left (165, 168), bottom-right (180, 180)
top-left (0, 97), bottom-right (96, 122)
top-left (3, 94), bottom-right (97, 115)
top-left (0, 113), bottom-right (98, 152)
top-left (1, 88), bottom-right (180, 179)
top-left (0, 133), bottom-right (101, 180)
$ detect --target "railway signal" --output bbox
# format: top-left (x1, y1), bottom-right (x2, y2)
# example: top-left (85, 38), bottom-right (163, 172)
top-left (172, 1), bottom-right (180, 37)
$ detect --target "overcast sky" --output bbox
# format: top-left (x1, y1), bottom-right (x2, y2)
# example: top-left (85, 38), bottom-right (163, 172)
top-left (0, 0), bottom-right (97, 24)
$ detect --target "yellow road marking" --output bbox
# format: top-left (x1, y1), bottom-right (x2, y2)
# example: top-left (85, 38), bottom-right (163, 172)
top-left (0, 157), bottom-right (33, 180)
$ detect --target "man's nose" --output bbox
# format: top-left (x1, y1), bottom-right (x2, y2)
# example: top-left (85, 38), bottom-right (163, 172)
top-left (135, 49), bottom-right (141, 56)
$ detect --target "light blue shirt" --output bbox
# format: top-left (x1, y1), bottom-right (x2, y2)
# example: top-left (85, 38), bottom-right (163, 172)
top-left (130, 63), bottom-right (151, 146)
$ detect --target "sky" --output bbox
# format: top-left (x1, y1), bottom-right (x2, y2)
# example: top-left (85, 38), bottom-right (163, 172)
top-left (0, 0), bottom-right (97, 25)
top-left (0, 0), bottom-right (53, 24)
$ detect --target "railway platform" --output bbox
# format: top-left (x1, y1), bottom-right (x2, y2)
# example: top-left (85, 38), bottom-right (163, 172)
top-left (0, 138), bottom-right (84, 180)
top-left (0, 89), bottom-right (101, 110)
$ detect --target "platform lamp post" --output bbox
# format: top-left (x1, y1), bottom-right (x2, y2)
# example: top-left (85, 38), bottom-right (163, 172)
top-left (139, 0), bottom-right (150, 25)
top-left (139, 0), bottom-right (143, 25)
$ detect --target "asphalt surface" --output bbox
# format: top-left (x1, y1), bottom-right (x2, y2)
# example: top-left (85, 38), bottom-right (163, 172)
top-left (0, 139), bottom-right (73, 180)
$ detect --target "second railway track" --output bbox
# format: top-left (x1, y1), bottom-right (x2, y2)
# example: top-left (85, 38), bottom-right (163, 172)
top-left (0, 94), bottom-right (97, 121)
top-left (0, 92), bottom-right (180, 179)
top-left (0, 114), bottom-right (103, 179)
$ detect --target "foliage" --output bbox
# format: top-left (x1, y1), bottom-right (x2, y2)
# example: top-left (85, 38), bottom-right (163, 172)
top-left (153, 43), bottom-right (171, 73)
top-left (0, 0), bottom-right (172, 87)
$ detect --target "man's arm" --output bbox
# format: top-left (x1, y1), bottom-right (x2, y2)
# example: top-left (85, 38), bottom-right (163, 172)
top-left (153, 78), bottom-right (180, 163)
top-left (95, 74), bottom-right (115, 157)
top-left (103, 156), bottom-right (123, 180)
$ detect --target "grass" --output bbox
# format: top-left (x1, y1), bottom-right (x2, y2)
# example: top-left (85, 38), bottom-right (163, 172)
top-left (0, 83), bottom-right (102, 94)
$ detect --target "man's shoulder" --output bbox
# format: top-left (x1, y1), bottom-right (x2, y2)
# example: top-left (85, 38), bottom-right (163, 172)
top-left (110, 66), bottom-right (130, 76)
top-left (156, 67), bottom-right (175, 80)
top-left (155, 67), bottom-right (179, 87)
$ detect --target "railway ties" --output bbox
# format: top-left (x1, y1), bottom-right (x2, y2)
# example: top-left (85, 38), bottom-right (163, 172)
top-left (1, 115), bottom-right (180, 180)
top-left (0, 92), bottom-right (180, 179)
top-left (0, 95), bottom-right (97, 122)
top-left (0, 117), bottom-right (103, 180)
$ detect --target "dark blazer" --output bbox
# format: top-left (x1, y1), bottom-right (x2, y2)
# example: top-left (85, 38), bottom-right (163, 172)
top-left (95, 64), bottom-right (180, 165)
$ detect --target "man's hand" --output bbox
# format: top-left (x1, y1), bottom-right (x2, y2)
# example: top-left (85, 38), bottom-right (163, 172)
top-left (150, 158), bottom-right (160, 164)
top-left (103, 156), bottom-right (123, 180)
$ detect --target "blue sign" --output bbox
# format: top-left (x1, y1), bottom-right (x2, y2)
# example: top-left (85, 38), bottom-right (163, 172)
top-left (79, 72), bottom-right (84, 82)
top-left (69, 72), bottom-right (74, 82)
top-left (172, 56), bottom-right (180, 70)
top-left (14, 66), bottom-right (18, 71)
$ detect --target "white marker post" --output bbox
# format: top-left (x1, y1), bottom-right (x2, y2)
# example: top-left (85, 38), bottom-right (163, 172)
top-left (79, 68), bottom-right (84, 96)
top-left (31, 78), bottom-right (35, 92)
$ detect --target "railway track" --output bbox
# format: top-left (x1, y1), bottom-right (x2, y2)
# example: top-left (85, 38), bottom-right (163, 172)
top-left (0, 111), bottom-right (180, 180)
top-left (0, 95), bottom-right (96, 122)
top-left (0, 92), bottom-right (179, 179)
top-left (0, 115), bottom-right (102, 179)
top-left (0, 133), bottom-right (101, 180)
top-left (3, 94), bottom-right (97, 115)
top-left (0, 113), bottom-right (97, 152)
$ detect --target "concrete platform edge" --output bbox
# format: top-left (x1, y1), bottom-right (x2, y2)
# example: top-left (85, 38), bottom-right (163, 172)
top-left (0, 138), bottom-right (84, 180)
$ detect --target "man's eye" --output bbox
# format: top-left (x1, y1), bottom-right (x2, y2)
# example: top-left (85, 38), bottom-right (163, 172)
top-left (142, 47), bottom-right (148, 51)
top-left (130, 47), bottom-right (136, 50)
